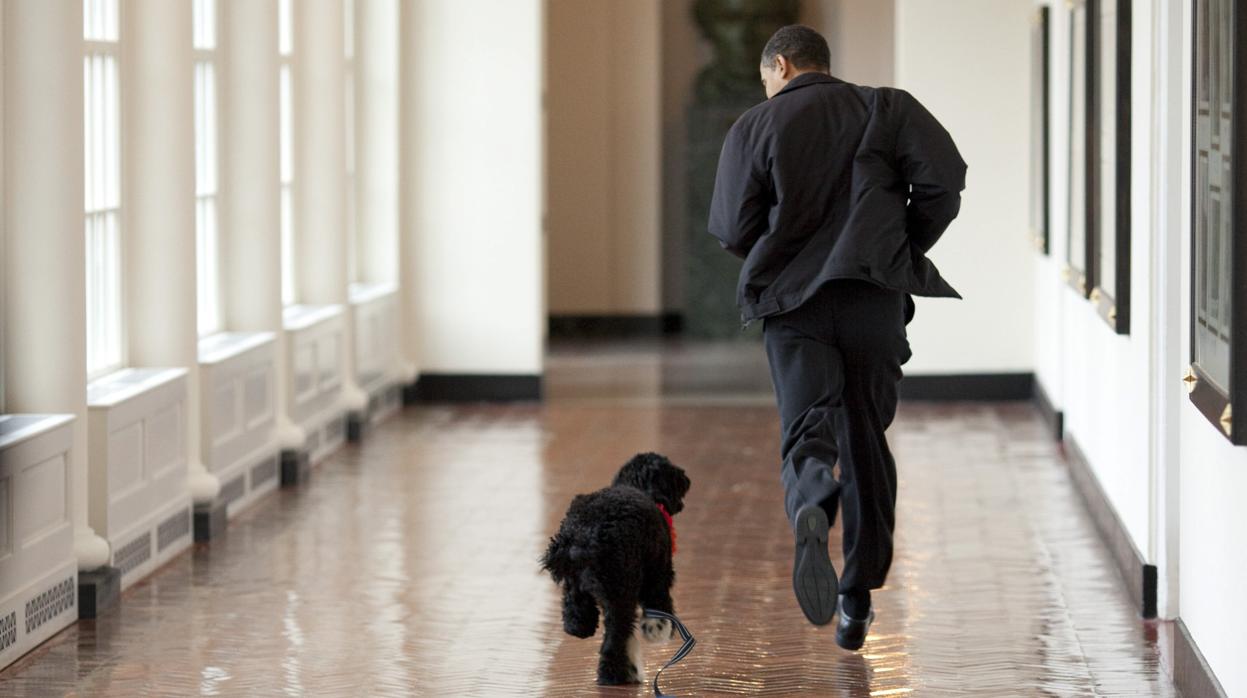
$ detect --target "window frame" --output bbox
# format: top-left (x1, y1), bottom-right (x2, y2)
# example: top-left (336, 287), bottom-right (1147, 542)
top-left (1188, 0), bottom-right (1247, 444)
top-left (84, 0), bottom-right (126, 380)
top-left (1086, 0), bottom-right (1132, 334)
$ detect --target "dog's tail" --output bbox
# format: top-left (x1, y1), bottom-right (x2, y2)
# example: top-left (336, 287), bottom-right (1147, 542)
top-left (539, 529), bottom-right (585, 584)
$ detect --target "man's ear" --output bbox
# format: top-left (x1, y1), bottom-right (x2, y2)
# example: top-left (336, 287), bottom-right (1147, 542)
top-left (775, 54), bottom-right (794, 79)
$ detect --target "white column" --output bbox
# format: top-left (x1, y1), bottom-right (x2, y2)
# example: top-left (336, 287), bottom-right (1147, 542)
top-left (125, 0), bottom-right (220, 504)
top-left (401, 0), bottom-right (545, 376)
top-left (396, 1), bottom-right (421, 381)
top-left (396, 0), bottom-right (422, 382)
top-left (2, 0), bottom-right (110, 570)
top-left (295, 0), bottom-right (367, 411)
top-left (221, 0), bottom-right (304, 448)
top-left (356, 0), bottom-right (399, 287)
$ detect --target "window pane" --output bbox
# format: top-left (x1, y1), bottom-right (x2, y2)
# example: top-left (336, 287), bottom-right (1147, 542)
top-left (344, 0), bottom-right (355, 60)
top-left (282, 186), bottom-right (295, 305)
top-left (195, 51), bottom-right (221, 335)
top-left (1067, 2), bottom-right (1087, 276)
top-left (280, 66), bottom-right (293, 184)
top-left (279, 0), bottom-right (293, 56)
top-left (84, 32), bottom-right (122, 376)
top-left (1029, 9), bottom-right (1048, 246)
top-left (197, 197), bottom-right (222, 336)
top-left (1194, 0), bottom-right (1233, 390)
top-left (85, 0), bottom-right (119, 42)
top-left (193, 0), bottom-right (216, 50)
top-left (1097, 0), bottom-right (1117, 296)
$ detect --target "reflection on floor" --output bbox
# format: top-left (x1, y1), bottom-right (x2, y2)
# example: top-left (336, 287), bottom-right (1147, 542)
top-left (0, 343), bottom-right (1178, 696)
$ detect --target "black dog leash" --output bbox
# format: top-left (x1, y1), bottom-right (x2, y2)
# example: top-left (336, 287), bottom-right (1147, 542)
top-left (641, 609), bottom-right (696, 697)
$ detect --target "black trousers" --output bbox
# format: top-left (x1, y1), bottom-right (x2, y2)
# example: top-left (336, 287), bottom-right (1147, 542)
top-left (763, 280), bottom-right (912, 595)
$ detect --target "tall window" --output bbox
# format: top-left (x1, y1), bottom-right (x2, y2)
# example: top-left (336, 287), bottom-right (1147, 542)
top-left (1065, 0), bottom-right (1088, 295)
top-left (279, 0), bottom-right (295, 305)
top-left (1193, 0), bottom-right (1235, 393)
top-left (194, 0), bottom-right (222, 336)
top-left (345, 0), bottom-right (358, 284)
top-left (1190, 0), bottom-right (1246, 444)
top-left (84, 0), bottom-right (124, 377)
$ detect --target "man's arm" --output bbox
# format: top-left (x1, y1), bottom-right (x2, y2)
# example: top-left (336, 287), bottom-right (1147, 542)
top-left (708, 121), bottom-right (769, 260)
top-left (893, 91), bottom-right (967, 253)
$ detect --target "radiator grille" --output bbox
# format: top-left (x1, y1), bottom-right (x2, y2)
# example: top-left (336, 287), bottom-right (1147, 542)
top-left (220, 473), bottom-right (246, 506)
top-left (115, 531), bottom-right (152, 577)
top-left (251, 456), bottom-right (278, 488)
top-left (0, 611), bottom-right (16, 652)
top-left (157, 508), bottom-right (191, 552)
top-left (24, 577), bottom-right (74, 634)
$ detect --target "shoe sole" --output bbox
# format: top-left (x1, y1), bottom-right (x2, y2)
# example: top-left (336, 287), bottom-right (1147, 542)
top-left (792, 505), bottom-right (838, 625)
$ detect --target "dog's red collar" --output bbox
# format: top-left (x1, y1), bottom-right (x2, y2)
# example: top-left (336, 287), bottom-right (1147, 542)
top-left (657, 503), bottom-right (676, 554)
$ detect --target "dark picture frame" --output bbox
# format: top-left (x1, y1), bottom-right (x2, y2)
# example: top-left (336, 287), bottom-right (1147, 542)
top-left (1030, 6), bottom-right (1051, 255)
top-left (1087, 0), bottom-right (1131, 333)
top-left (1189, 0), bottom-right (1247, 444)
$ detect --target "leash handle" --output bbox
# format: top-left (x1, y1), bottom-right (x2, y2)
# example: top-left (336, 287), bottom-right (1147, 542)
top-left (641, 609), bottom-right (696, 698)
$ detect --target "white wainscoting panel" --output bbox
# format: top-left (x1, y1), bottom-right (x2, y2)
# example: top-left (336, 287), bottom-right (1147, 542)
top-left (283, 305), bottom-right (347, 464)
top-left (87, 369), bottom-right (193, 590)
top-left (0, 415), bottom-right (78, 670)
top-left (350, 283), bottom-right (403, 425)
top-left (199, 332), bottom-right (280, 518)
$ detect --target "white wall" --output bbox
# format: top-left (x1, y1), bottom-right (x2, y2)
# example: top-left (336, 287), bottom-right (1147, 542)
top-left (1175, 0), bottom-right (1247, 691)
top-left (546, 0), bottom-right (662, 316)
top-left (1178, 406), bottom-right (1247, 696)
top-left (401, 0), bottom-right (544, 375)
top-left (1031, 0), bottom-right (1155, 567)
top-left (804, 0), bottom-right (895, 87)
top-left (895, 0), bottom-right (1035, 374)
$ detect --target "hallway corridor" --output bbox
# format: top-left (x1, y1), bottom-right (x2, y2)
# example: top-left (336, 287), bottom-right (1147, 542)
top-left (0, 350), bottom-right (1178, 696)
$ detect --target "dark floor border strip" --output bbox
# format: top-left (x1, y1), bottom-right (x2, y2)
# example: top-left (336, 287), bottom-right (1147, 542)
top-left (1061, 434), bottom-right (1157, 619)
top-left (1174, 618), bottom-right (1229, 698)
top-left (1032, 378), bottom-right (1065, 441)
top-left (549, 313), bottom-right (683, 340)
top-left (898, 372), bottom-right (1034, 401)
top-left (413, 373), bottom-right (543, 403)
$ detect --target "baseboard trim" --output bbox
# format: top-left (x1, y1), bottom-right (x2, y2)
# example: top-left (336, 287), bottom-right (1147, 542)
top-left (413, 374), bottom-right (543, 403)
top-left (1032, 379), bottom-right (1065, 441)
top-left (898, 372), bottom-right (1034, 401)
top-left (549, 313), bottom-right (683, 339)
top-left (1061, 434), bottom-right (1157, 619)
top-left (1174, 618), bottom-right (1229, 698)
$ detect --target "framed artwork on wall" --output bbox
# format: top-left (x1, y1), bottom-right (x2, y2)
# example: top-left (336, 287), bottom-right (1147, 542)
top-left (1189, 0), bottom-right (1246, 444)
top-left (1030, 6), bottom-right (1051, 255)
top-left (1088, 0), bottom-right (1131, 333)
top-left (1065, 0), bottom-right (1090, 294)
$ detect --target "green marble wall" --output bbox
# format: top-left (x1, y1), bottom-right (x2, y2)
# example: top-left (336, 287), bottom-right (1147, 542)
top-left (684, 0), bottom-right (800, 339)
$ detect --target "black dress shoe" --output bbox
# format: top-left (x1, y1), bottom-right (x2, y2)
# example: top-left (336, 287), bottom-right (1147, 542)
top-left (835, 597), bottom-right (874, 650)
top-left (792, 505), bottom-right (838, 625)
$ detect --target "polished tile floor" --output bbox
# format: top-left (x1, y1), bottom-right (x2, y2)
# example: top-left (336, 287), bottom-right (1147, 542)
top-left (0, 342), bottom-right (1180, 696)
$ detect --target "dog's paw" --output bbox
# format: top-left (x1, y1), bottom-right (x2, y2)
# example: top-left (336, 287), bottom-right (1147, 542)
top-left (641, 617), bottom-right (674, 643)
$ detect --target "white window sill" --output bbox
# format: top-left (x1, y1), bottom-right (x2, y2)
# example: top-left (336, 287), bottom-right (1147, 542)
top-left (87, 368), bottom-right (188, 409)
top-left (348, 282), bottom-right (398, 306)
top-left (199, 331), bottom-right (277, 366)
top-left (0, 414), bottom-right (75, 450)
top-left (282, 304), bottom-right (344, 332)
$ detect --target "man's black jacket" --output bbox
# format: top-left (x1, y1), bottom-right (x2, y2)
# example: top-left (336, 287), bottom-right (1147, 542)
top-left (708, 72), bottom-right (967, 324)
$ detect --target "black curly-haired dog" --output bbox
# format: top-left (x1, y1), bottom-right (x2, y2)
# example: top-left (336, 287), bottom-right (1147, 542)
top-left (540, 452), bottom-right (691, 686)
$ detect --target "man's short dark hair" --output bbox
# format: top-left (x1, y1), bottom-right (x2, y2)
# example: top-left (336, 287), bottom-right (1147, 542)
top-left (761, 25), bottom-right (830, 72)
